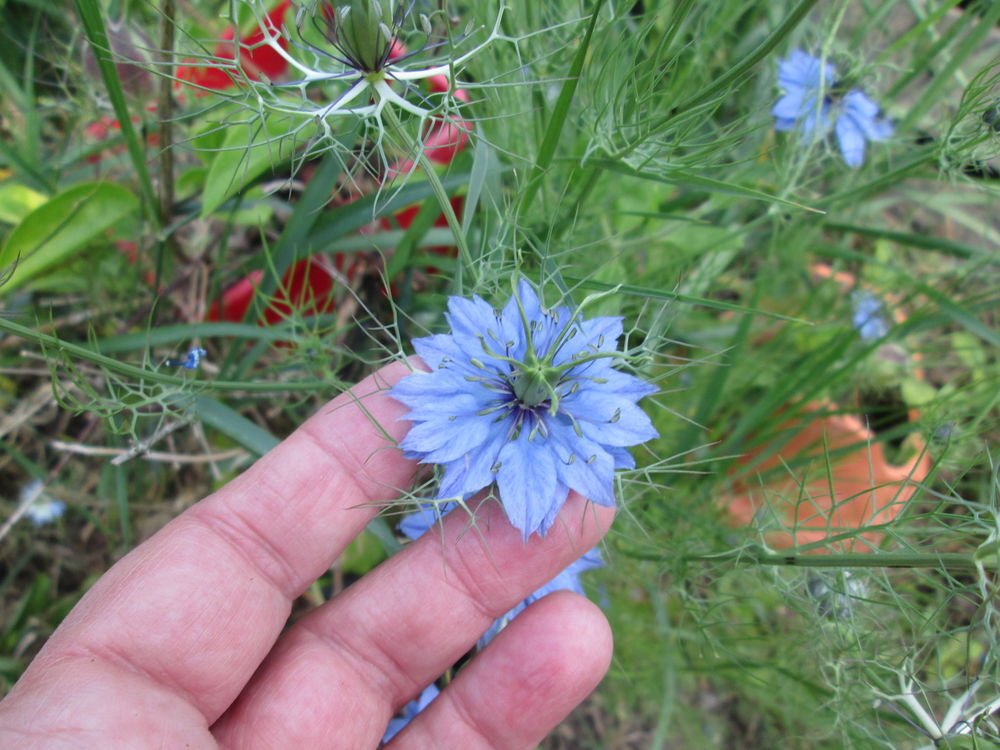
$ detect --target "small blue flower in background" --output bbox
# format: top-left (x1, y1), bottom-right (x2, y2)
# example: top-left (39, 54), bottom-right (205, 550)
top-left (382, 683), bottom-right (440, 743)
top-left (166, 347), bottom-right (207, 370)
top-left (390, 279), bottom-right (658, 540)
top-left (851, 290), bottom-right (890, 340)
top-left (181, 347), bottom-right (207, 370)
top-left (20, 480), bottom-right (66, 526)
top-left (397, 504), bottom-right (604, 648)
top-left (773, 49), bottom-right (893, 167)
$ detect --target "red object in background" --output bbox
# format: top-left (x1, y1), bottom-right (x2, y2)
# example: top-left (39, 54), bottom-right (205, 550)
top-left (177, 0), bottom-right (292, 92)
top-left (207, 254), bottom-right (360, 325)
top-left (391, 195), bottom-right (464, 270)
top-left (83, 112), bottom-right (160, 164)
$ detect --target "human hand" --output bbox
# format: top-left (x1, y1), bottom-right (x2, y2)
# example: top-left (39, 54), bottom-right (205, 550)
top-left (0, 361), bottom-right (614, 749)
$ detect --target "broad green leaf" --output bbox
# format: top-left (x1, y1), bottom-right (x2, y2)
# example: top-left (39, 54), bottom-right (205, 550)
top-left (200, 113), bottom-right (299, 217)
top-left (0, 183), bottom-right (47, 224)
top-left (0, 181), bottom-right (139, 293)
top-left (193, 395), bottom-right (279, 456)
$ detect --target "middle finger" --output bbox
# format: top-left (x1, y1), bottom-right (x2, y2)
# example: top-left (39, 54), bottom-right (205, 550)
top-left (211, 492), bottom-right (613, 748)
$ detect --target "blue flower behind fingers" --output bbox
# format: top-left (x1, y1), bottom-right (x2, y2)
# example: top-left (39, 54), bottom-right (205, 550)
top-left (390, 279), bottom-right (658, 540)
top-left (397, 504), bottom-right (604, 648)
top-left (476, 547), bottom-right (604, 648)
top-left (382, 683), bottom-right (440, 743)
top-left (772, 49), bottom-right (892, 167)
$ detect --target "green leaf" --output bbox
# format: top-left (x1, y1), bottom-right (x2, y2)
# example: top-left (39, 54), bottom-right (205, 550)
top-left (339, 529), bottom-right (390, 576)
top-left (0, 183), bottom-right (47, 224)
top-left (72, 0), bottom-right (158, 224)
top-left (0, 182), bottom-right (139, 293)
top-left (193, 395), bottom-right (279, 456)
top-left (200, 113), bottom-right (298, 217)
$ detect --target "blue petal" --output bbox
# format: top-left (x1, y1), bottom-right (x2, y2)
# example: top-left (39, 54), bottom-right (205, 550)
top-left (446, 295), bottom-right (500, 342)
top-left (403, 390), bottom-right (487, 421)
top-left (403, 415), bottom-right (493, 463)
top-left (799, 97), bottom-right (832, 136)
top-left (536, 479), bottom-right (568, 537)
top-left (382, 684), bottom-right (440, 743)
top-left (576, 399), bottom-right (659, 448)
top-left (437, 423), bottom-right (511, 498)
top-left (562, 378), bottom-right (651, 422)
top-left (533, 547), bottom-right (603, 599)
top-left (774, 117), bottom-right (797, 132)
top-left (548, 422), bottom-right (616, 505)
top-left (552, 316), bottom-right (623, 366)
top-left (496, 429), bottom-right (562, 539)
top-left (842, 90), bottom-right (892, 141)
top-left (772, 91), bottom-right (806, 121)
top-left (509, 278), bottom-right (543, 323)
top-left (478, 547), bottom-right (603, 649)
top-left (607, 446), bottom-right (636, 470)
top-left (398, 503), bottom-right (455, 540)
top-left (412, 334), bottom-right (476, 373)
top-left (391, 369), bottom-right (480, 408)
top-left (835, 111), bottom-right (867, 167)
top-left (778, 50), bottom-right (835, 91)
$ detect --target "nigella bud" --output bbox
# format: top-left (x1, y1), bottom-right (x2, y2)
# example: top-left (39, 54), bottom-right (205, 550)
top-left (335, 0), bottom-right (396, 73)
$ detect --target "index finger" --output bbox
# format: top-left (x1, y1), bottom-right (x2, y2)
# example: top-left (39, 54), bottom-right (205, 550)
top-left (9, 361), bottom-right (417, 723)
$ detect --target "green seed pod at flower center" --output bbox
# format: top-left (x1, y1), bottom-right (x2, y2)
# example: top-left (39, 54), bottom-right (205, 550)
top-left (513, 356), bottom-right (563, 408)
top-left (335, 0), bottom-right (395, 73)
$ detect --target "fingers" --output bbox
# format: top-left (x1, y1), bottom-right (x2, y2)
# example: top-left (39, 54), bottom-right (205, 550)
top-left (211, 494), bottom-right (614, 748)
top-left (387, 591), bottom-right (613, 749)
top-left (7, 361), bottom-right (416, 724)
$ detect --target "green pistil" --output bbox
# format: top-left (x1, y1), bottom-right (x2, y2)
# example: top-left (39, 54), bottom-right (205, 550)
top-left (512, 360), bottom-right (561, 407)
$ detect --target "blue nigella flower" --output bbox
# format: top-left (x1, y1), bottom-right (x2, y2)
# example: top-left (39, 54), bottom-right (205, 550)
top-left (851, 290), bottom-right (890, 340)
top-left (398, 504), bottom-right (604, 648)
top-left (477, 546), bottom-right (604, 648)
top-left (390, 279), bottom-right (658, 540)
top-left (20, 480), bottom-right (66, 526)
top-left (181, 347), bottom-right (207, 370)
top-left (166, 347), bottom-right (207, 370)
top-left (382, 683), bottom-right (440, 743)
top-left (773, 49), bottom-right (893, 167)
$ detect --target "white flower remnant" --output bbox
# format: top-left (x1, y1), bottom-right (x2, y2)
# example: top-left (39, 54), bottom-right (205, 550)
top-left (242, 1), bottom-right (504, 138)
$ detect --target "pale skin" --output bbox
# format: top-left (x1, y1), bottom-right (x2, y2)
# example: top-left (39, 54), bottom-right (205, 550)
top-left (0, 361), bottom-right (614, 749)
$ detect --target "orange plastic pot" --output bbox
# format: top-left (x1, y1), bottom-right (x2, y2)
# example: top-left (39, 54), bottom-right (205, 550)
top-left (723, 265), bottom-right (932, 551)
top-left (724, 401), bottom-right (931, 551)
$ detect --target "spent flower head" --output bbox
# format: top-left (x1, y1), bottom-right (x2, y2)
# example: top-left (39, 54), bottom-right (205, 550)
top-left (236, 0), bottom-right (501, 160)
top-left (773, 49), bottom-right (893, 167)
top-left (390, 278), bottom-right (658, 540)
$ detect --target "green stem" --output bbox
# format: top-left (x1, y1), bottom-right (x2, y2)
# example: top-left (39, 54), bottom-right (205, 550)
top-left (619, 544), bottom-right (994, 572)
top-left (381, 106), bottom-right (476, 285)
top-left (158, 0), bottom-right (179, 259)
top-left (0, 317), bottom-right (336, 393)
